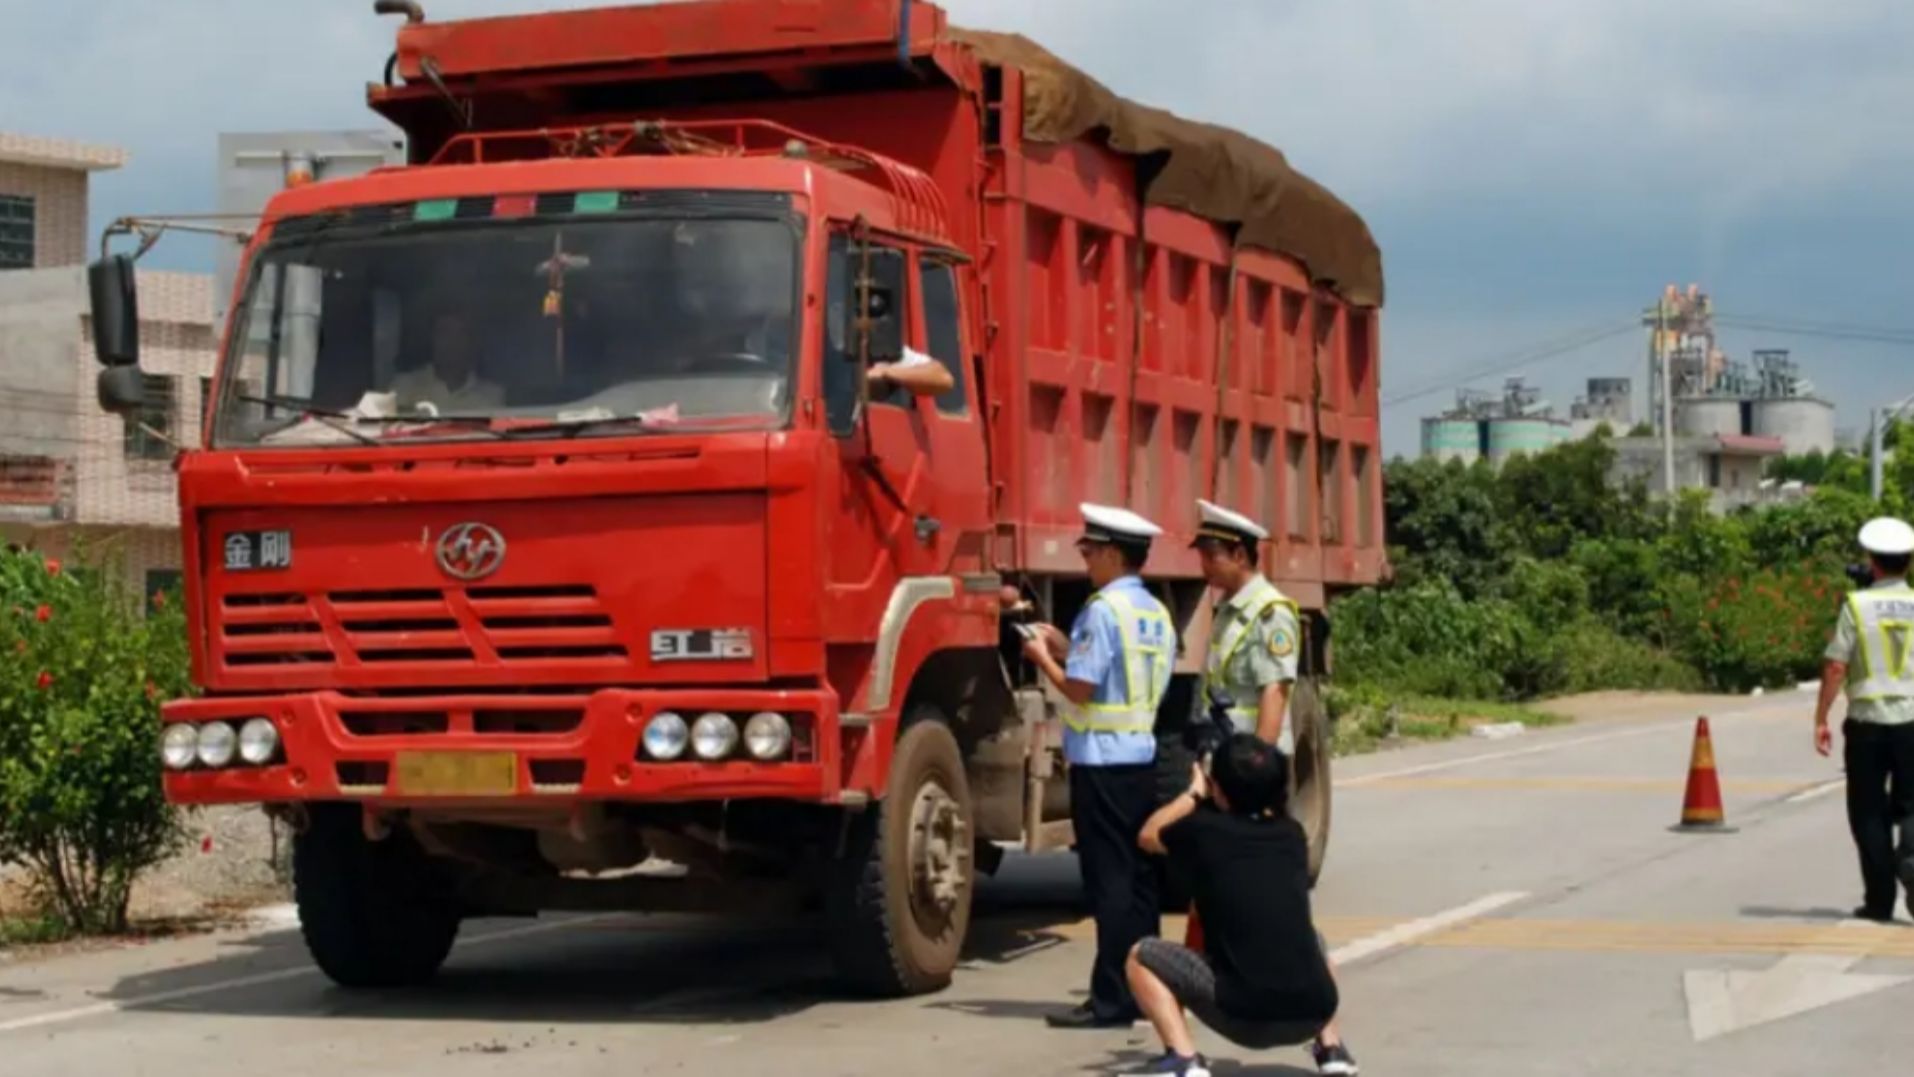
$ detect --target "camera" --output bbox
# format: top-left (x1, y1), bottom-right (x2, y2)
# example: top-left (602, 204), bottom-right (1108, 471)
top-left (1184, 687), bottom-right (1235, 757)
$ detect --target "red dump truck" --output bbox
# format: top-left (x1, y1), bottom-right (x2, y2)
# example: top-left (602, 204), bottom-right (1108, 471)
top-left (86, 0), bottom-right (1384, 996)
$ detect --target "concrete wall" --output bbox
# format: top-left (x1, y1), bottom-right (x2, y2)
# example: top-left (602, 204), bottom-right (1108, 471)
top-left (0, 160), bottom-right (87, 269)
top-left (0, 267), bottom-right (83, 458)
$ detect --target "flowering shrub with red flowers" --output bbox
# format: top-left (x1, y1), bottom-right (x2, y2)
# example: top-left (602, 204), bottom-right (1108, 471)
top-left (1661, 560), bottom-right (1848, 693)
top-left (0, 548), bottom-right (192, 934)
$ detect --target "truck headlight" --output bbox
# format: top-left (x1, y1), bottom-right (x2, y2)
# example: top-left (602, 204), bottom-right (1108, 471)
top-left (196, 721), bottom-right (238, 769)
top-left (238, 718), bottom-right (281, 766)
top-left (743, 712), bottom-right (792, 761)
top-left (161, 724), bottom-right (199, 771)
top-left (643, 712), bottom-right (689, 761)
top-left (691, 712), bottom-right (738, 761)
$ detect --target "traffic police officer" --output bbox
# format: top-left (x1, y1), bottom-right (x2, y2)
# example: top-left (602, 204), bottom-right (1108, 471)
top-left (1193, 499), bottom-right (1302, 749)
top-left (1025, 503), bottom-right (1175, 1028)
top-left (1815, 516), bottom-right (1914, 922)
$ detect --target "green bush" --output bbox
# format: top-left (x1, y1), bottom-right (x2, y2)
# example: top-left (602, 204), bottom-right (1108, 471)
top-left (1341, 439), bottom-right (1884, 705)
top-left (0, 550), bottom-right (191, 934)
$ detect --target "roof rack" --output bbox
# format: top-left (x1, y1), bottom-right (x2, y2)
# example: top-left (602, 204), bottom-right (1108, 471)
top-left (428, 118), bottom-right (950, 241)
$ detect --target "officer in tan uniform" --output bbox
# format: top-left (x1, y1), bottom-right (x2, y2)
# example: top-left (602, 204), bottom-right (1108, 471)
top-left (1193, 499), bottom-right (1302, 750)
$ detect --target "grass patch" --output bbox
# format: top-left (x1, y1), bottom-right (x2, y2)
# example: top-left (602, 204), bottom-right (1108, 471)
top-left (0, 913), bottom-right (74, 948)
top-left (1327, 686), bottom-right (1566, 757)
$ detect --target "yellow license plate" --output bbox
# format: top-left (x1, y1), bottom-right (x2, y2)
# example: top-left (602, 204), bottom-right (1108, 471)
top-left (393, 751), bottom-right (519, 797)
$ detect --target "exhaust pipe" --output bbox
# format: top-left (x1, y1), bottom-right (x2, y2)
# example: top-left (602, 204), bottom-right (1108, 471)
top-left (373, 0), bottom-right (425, 24)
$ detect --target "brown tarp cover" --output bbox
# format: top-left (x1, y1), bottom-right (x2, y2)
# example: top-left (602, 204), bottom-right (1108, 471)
top-left (945, 28), bottom-right (1384, 308)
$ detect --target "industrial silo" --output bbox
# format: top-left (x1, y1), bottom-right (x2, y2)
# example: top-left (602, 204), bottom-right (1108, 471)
top-left (1750, 397), bottom-right (1835, 456)
top-left (1675, 397), bottom-right (1744, 439)
top-left (1486, 418), bottom-right (1562, 465)
top-left (1421, 417), bottom-right (1482, 465)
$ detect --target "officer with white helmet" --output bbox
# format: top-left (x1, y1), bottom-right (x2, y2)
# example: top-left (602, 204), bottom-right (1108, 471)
top-left (1815, 515), bottom-right (1914, 922)
top-left (1192, 499), bottom-right (1302, 750)
top-left (1025, 503), bottom-right (1175, 1029)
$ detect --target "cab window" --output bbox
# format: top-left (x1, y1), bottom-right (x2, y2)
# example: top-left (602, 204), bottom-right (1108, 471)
top-left (919, 260), bottom-right (967, 415)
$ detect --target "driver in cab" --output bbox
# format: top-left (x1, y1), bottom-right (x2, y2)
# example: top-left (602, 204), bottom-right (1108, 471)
top-left (391, 312), bottom-right (505, 415)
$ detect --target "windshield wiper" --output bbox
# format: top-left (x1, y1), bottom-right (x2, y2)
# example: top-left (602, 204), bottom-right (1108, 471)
top-left (235, 394), bottom-right (508, 441)
top-left (235, 394), bottom-right (381, 445)
top-left (494, 415), bottom-right (675, 440)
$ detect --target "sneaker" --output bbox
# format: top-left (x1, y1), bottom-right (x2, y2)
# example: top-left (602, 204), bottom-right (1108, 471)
top-left (1313, 1039), bottom-right (1359, 1076)
top-left (1124, 1051), bottom-right (1211, 1077)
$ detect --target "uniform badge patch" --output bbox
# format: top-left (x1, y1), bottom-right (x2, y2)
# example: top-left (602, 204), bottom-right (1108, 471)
top-left (1269, 628), bottom-right (1296, 658)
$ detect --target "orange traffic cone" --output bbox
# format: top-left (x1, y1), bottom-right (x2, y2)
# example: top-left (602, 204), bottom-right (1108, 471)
top-left (1676, 716), bottom-right (1729, 830)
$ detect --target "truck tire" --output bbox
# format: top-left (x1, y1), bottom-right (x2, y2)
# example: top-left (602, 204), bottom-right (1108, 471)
top-left (294, 805), bottom-right (462, 988)
top-left (826, 711), bottom-right (975, 997)
top-left (1290, 677), bottom-right (1333, 884)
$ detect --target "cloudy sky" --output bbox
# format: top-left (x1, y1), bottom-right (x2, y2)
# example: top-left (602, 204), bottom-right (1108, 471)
top-left (6, 0), bottom-right (1911, 453)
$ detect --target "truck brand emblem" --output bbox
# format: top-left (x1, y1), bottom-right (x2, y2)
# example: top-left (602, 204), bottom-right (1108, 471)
top-left (650, 628), bottom-right (754, 663)
top-left (435, 522), bottom-right (506, 581)
top-left (223, 530), bottom-right (292, 572)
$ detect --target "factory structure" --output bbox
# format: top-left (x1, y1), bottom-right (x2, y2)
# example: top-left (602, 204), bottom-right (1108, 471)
top-left (1643, 284), bottom-right (1836, 457)
top-left (1417, 285), bottom-right (1836, 511)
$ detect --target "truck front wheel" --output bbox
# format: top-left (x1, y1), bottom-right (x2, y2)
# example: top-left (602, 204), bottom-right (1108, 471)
top-left (294, 804), bottom-right (462, 988)
top-left (1290, 677), bottom-right (1333, 884)
top-left (826, 711), bottom-right (975, 996)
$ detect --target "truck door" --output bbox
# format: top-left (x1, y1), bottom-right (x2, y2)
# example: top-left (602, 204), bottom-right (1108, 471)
top-left (912, 254), bottom-right (991, 575)
top-left (823, 233), bottom-right (939, 601)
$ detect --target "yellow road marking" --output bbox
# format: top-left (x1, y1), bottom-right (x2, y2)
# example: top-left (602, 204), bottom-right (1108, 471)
top-left (1360, 776), bottom-right (1816, 795)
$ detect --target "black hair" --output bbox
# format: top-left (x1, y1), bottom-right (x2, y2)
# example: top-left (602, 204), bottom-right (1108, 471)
top-left (1118, 542), bottom-right (1150, 572)
top-left (1211, 733), bottom-right (1288, 817)
top-left (1231, 537), bottom-right (1259, 570)
top-left (1875, 552), bottom-right (1912, 577)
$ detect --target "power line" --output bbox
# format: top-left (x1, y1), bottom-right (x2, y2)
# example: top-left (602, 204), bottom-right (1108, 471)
top-left (1714, 316), bottom-right (1914, 347)
top-left (1381, 321), bottom-right (1639, 409)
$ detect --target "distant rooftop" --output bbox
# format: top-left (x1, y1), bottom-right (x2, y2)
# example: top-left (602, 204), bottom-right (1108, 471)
top-left (0, 132), bottom-right (127, 172)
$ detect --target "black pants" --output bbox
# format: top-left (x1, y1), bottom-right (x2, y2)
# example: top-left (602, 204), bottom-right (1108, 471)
top-left (1072, 763), bottom-right (1161, 1020)
top-left (1843, 720), bottom-right (1914, 915)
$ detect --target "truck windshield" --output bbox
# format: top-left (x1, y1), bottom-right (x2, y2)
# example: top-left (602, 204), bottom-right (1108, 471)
top-left (212, 207), bottom-right (798, 446)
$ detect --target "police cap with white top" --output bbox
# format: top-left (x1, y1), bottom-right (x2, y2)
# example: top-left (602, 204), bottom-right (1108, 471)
top-left (1078, 503), bottom-right (1163, 549)
top-left (1192, 498), bottom-right (1269, 548)
top-left (1859, 516), bottom-right (1914, 557)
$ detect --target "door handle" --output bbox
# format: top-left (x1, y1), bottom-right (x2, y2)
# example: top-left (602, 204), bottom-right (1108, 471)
top-left (915, 515), bottom-right (941, 544)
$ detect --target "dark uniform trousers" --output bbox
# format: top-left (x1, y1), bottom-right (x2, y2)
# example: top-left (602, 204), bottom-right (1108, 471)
top-left (1071, 763), bottom-right (1161, 1020)
top-left (1844, 719), bottom-right (1914, 914)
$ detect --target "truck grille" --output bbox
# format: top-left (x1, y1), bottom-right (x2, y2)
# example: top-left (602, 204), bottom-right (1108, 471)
top-left (215, 584), bottom-right (627, 671)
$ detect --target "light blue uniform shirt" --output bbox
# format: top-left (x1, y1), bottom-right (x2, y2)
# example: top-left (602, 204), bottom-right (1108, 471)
top-left (1062, 575), bottom-right (1163, 768)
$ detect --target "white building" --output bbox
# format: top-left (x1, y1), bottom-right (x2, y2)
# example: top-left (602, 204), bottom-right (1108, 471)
top-left (0, 132), bottom-right (219, 597)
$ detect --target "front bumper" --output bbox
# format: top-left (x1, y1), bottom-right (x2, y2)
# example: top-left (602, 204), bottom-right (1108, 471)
top-left (160, 689), bottom-right (839, 806)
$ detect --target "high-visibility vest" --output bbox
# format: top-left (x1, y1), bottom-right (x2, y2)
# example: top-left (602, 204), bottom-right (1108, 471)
top-left (1204, 577), bottom-right (1300, 730)
top-left (1064, 587), bottom-right (1173, 734)
top-left (1846, 584), bottom-right (1914, 701)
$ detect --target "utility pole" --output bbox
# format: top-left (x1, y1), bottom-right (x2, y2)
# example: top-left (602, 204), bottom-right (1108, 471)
top-left (1872, 408), bottom-right (1885, 503)
top-left (1658, 302), bottom-right (1675, 499)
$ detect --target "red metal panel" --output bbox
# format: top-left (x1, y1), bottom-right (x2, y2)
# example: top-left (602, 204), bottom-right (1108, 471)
top-left (394, 0), bottom-right (940, 81)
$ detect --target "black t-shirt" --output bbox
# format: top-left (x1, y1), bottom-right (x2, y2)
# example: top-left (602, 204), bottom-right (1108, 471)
top-left (1163, 804), bottom-right (1338, 1022)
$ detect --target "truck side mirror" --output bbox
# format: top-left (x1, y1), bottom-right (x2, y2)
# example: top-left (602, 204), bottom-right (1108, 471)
top-left (97, 364), bottom-right (147, 415)
top-left (87, 255), bottom-right (140, 367)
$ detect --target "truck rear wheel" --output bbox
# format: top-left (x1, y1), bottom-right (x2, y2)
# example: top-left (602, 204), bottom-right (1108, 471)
top-left (294, 805), bottom-right (462, 988)
top-left (1290, 677), bottom-right (1333, 884)
top-left (826, 712), bottom-right (975, 996)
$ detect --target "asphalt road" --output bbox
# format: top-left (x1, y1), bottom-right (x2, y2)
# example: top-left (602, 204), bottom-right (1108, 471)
top-left (3, 690), bottom-right (1909, 1076)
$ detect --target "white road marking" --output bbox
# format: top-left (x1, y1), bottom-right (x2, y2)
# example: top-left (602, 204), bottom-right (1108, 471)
top-left (1785, 778), bottom-right (1847, 804)
top-left (1338, 723), bottom-right (1680, 788)
top-left (1329, 891), bottom-right (1528, 967)
top-left (0, 915), bottom-right (604, 1035)
top-left (1683, 928), bottom-right (1912, 1042)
